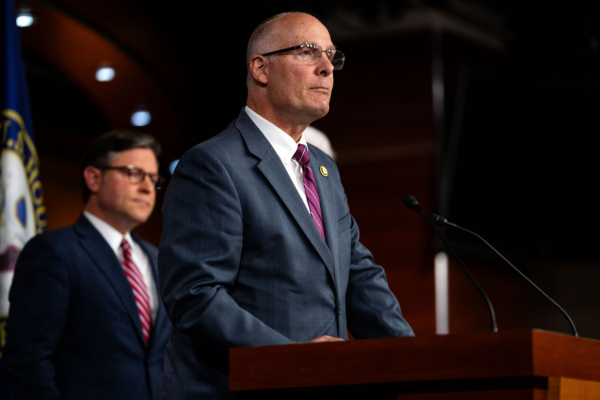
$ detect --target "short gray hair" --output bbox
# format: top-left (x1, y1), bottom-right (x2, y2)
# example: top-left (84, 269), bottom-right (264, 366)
top-left (245, 12), bottom-right (295, 90)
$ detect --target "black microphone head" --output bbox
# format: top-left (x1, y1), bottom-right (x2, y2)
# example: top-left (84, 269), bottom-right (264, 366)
top-left (402, 195), bottom-right (421, 211)
top-left (429, 213), bottom-right (448, 227)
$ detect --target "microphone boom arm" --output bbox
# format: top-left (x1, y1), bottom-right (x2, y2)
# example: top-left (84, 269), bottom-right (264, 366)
top-left (402, 195), bottom-right (498, 332)
top-left (446, 221), bottom-right (578, 337)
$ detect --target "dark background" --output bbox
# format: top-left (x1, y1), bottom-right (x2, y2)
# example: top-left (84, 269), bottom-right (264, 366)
top-left (446, 67), bottom-right (600, 262)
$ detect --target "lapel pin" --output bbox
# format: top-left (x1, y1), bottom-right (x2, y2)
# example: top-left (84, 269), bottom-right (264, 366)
top-left (319, 166), bottom-right (328, 177)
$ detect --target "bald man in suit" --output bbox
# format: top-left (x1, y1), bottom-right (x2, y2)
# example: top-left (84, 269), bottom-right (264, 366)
top-left (157, 12), bottom-right (413, 400)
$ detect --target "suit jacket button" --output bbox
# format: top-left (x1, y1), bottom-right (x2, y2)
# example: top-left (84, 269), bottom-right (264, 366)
top-left (338, 310), bottom-right (341, 316)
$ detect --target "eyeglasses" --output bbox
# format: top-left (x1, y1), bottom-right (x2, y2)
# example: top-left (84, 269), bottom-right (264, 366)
top-left (100, 165), bottom-right (165, 189)
top-left (261, 42), bottom-right (345, 70)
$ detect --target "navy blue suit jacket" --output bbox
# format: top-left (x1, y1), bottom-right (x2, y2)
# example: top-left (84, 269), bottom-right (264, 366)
top-left (2, 215), bottom-right (173, 400)
top-left (157, 109), bottom-right (414, 399)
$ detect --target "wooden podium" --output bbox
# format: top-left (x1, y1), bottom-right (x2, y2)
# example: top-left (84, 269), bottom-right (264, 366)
top-left (230, 330), bottom-right (600, 399)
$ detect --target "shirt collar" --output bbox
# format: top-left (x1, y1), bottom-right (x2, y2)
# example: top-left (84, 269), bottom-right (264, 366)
top-left (83, 210), bottom-right (134, 256)
top-left (245, 106), bottom-right (308, 164)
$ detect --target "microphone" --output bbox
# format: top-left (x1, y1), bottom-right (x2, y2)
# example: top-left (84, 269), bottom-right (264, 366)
top-left (402, 195), bottom-right (421, 211)
top-left (429, 213), bottom-right (578, 337)
top-left (430, 213), bottom-right (451, 227)
top-left (402, 195), bottom-right (498, 332)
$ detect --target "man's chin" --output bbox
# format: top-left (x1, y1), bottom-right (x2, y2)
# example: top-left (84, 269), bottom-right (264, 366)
top-left (127, 211), bottom-right (153, 226)
top-left (305, 104), bottom-right (330, 122)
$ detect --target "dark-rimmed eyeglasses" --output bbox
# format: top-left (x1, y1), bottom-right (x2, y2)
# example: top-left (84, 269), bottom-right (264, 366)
top-left (100, 165), bottom-right (165, 189)
top-left (261, 42), bottom-right (345, 70)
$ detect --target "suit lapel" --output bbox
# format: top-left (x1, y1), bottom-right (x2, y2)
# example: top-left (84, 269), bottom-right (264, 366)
top-left (74, 216), bottom-right (146, 346)
top-left (236, 109), bottom-right (335, 281)
top-left (257, 151), bottom-right (335, 279)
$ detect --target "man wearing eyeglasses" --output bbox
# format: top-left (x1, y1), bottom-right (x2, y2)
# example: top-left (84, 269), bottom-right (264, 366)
top-left (157, 12), bottom-right (413, 399)
top-left (2, 131), bottom-right (173, 400)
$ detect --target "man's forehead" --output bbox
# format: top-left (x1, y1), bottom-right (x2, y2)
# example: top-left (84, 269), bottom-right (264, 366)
top-left (274, 14), bottom-right (334, 49)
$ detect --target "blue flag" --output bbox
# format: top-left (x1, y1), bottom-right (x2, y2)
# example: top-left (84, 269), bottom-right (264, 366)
top-left (1, 0), bottom-right (47, 397)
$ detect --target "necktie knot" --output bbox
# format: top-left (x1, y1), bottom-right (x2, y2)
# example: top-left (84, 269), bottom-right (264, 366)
top-left (294, 144), bottom-right (309, 167)
top-left (121, 238), bottom-right (131, 252)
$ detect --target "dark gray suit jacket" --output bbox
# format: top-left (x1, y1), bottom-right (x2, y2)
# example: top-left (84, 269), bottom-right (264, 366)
top-left (157, 109), bottom-right (413, 399)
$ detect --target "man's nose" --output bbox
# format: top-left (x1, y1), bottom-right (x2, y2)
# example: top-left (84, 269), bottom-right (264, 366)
top-left (317, 53), bottom-right (335, 76)
top-left (138, 174), bottom-right (154, 193)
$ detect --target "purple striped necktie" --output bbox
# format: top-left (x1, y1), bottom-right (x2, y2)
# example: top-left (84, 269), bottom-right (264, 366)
top-left (120, 239), bottom-right (152, 344)
top-left (294, 144), bottom-right (326, 242)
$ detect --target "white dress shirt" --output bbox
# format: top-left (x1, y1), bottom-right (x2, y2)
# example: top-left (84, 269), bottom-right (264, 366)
top-left (245, 106), bottom-right (310, 212)
top-left (83, 211), bottom-right (158, 322)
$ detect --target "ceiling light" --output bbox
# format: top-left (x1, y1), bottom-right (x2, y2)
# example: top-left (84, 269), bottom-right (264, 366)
top-left (131, 111), bottom-right (151, 127)
top-left (95, 67), bottom-right (115, 82)
top-left (16, 13), bottom-right (34, 27)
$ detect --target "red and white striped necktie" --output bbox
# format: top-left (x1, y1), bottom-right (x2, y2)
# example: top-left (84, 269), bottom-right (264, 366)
top-left (120, 239), bottom-right (151, 344)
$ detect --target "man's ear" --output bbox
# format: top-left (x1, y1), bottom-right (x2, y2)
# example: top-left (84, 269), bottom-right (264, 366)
top-left (83, 166), bottom-right (102, 194)
top-left (249, 55), bottom-right (269, 85)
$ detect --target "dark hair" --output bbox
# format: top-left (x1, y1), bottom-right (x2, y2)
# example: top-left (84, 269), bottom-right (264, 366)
top-left (80, 130), bottom-right (161, 203)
